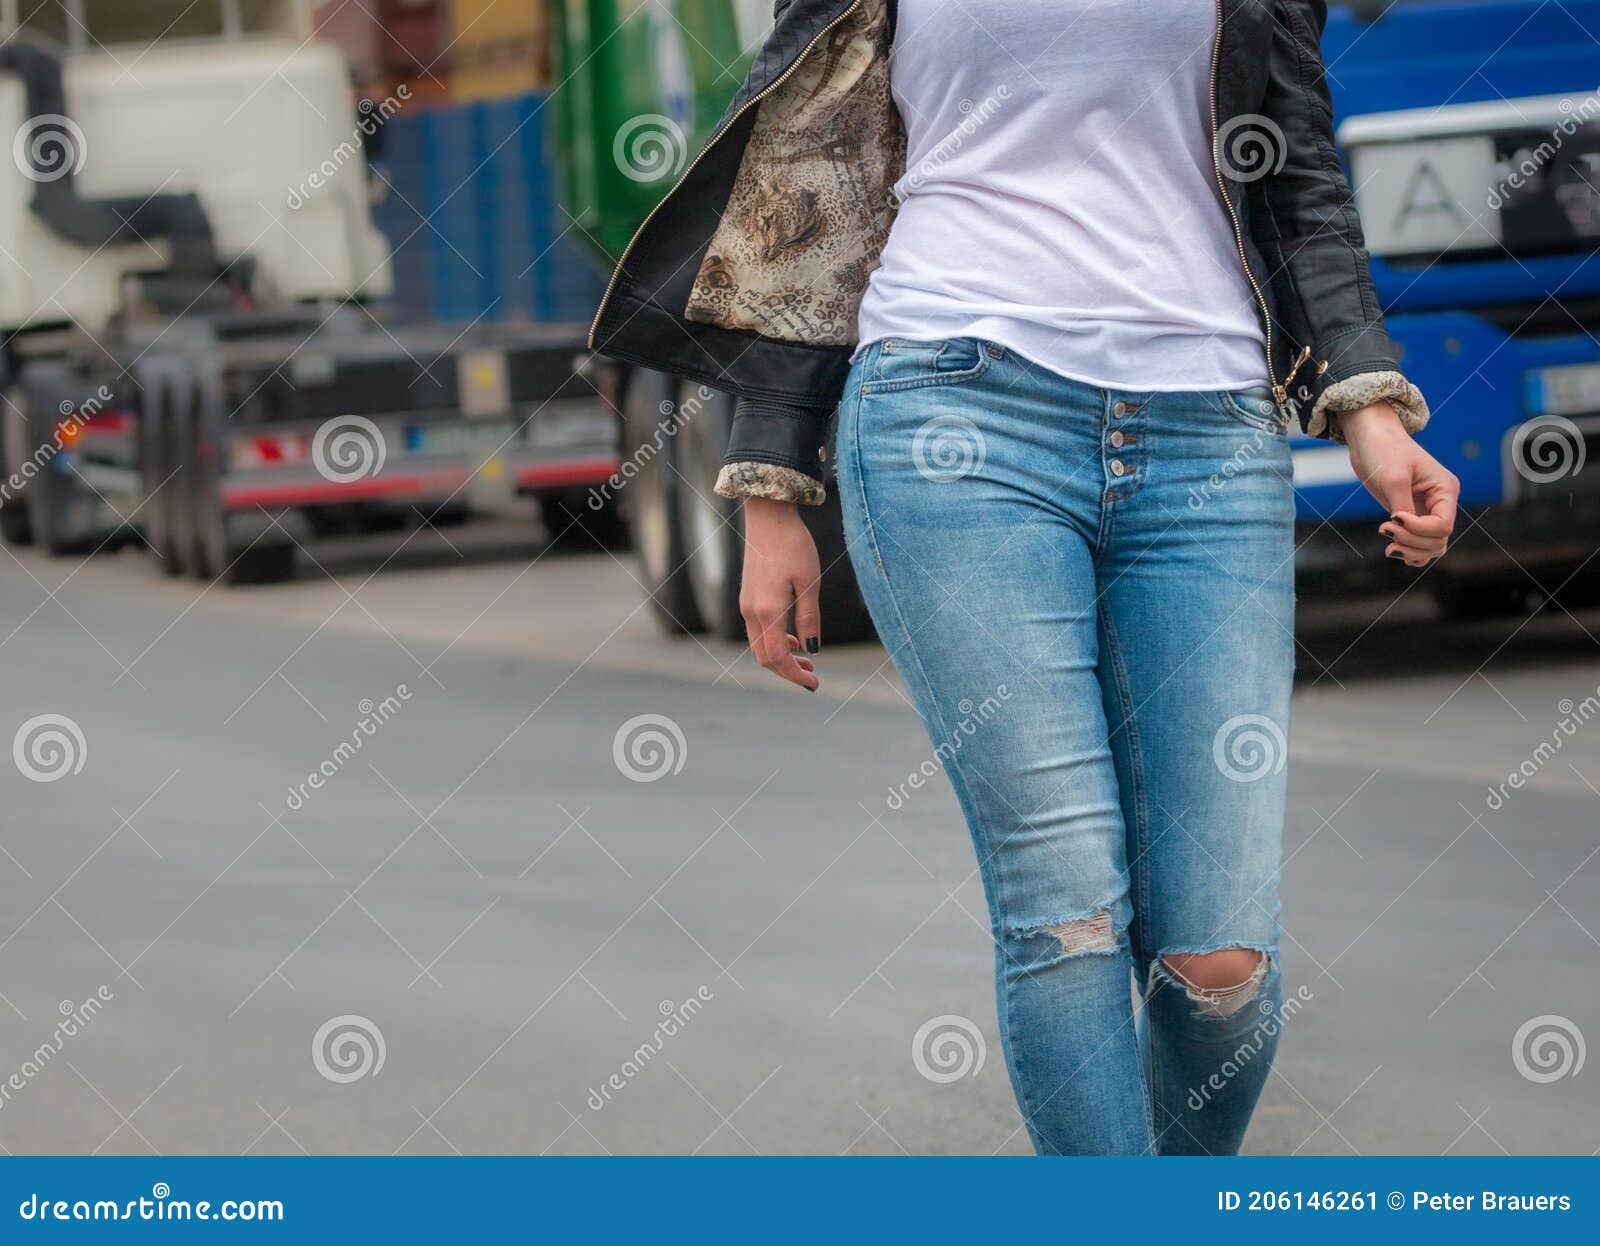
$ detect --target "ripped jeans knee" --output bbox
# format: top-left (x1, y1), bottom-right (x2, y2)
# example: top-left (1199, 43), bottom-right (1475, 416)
top-left (1150, 948), bottom-right (1273, 1019)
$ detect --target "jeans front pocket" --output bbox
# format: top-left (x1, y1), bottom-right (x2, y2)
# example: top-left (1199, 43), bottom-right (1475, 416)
top-left (861, 337), bottom-right (993, 394)
top-left (1216, 385), bottom-right (1287, 434)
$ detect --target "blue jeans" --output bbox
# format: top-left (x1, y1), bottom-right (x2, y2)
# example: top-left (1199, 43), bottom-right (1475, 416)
top-left (837, 338), bottom-right (1295, 1155)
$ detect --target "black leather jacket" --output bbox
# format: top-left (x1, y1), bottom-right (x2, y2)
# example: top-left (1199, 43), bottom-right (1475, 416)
top-left (591, 0), bottom-right (1427, 501)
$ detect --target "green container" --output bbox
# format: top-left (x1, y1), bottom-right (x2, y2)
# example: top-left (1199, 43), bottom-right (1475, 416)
top-left (546, 0), bottom-right (770, 272)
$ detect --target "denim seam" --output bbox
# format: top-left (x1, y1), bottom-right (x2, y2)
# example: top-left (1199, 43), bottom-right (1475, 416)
top-left (844, 387), bottom-right (1042, 1142)
top-left (1102, 392), bottom-right (1152, 512)
top-left (1097, 606), bottom-right (1157, 1142)
top-left (859, 352), bottom-right (991, 395)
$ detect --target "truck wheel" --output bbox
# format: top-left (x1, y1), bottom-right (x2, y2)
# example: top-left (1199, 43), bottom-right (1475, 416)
top-left (23, 367), bottom-right (81, 556)
top-left (138, 384), bottom-right (191, 577)
top-left (539, 488), bottom-right (628, 551)
top-left (675, 383), bottom-right (744, 641)
top-left (1, 386), bottom-right (35, 545)
top-left (804, 489), bottom-right (876, 645)
top-left (226, 543), bottom-right (296, 585)
top-left (186, 380), bottom-right (227, 580)
top-left (1432, 580), bottom-right (1531, 621)
top-left (622, 369), bottom-right (702, 634)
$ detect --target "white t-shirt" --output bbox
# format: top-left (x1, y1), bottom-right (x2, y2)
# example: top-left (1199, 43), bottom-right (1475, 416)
top-left (856, 0), bottom-right (1269, 391)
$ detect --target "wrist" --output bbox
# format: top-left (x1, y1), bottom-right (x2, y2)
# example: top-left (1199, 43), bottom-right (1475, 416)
top-left (1338, 400), bottom-right (1406, 443)
top-left (743, 496), bottom-right (803, 525)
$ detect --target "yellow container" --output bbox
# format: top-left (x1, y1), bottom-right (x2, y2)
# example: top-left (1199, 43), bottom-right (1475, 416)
top-left (447, 0), bottom-right (547, 100)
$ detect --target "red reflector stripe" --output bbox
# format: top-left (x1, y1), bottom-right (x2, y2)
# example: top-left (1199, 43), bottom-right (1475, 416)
top-left (221, 469), bottom-right (470, 509)
top-left (515, 457), bottom-right (620, 488)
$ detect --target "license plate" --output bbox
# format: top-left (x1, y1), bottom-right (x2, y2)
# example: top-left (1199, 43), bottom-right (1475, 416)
top-left (1528, 363), bottom-right (1600, 417)
top-left (1347, 135), bottom-right (1501, 257)
top-left (1343, 94), bottom-right (1600, 259)
top-left (529, 405), bottom-right (615, 452)
top-left (411, 421), bottom-right (515, 458)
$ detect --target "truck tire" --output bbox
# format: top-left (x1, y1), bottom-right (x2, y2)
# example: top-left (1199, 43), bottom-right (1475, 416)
top-left (804, 488), bottom-right (876, 645)
top-left (675, 382), bottom-right (744, 641)
top-left (1, 386), bottom-right (35, 545)
top-left (1432, 579), bottom-right (1531, 621)
top-left (136, 369), bottom-right (193, 577)
top-left (622, 368), bottom-right (702, 634)
top-left (539, 488), bottom-right (628, 551)
top-left (21, 364), bottom-right (79, 556)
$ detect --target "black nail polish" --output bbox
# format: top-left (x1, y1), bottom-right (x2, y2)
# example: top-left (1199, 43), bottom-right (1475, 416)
top-left (1387, 550), bottom-right (1403, 560)
top-left (805, 637), bottom-right (820, 655)
top-left (806, 685), bottom-right (817, 693)
top-left (1392, 514), bottom-right (1406, 527)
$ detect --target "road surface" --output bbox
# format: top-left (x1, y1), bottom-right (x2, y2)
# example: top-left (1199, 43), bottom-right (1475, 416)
top-left (0, 526), bottom-right (1595, 1155)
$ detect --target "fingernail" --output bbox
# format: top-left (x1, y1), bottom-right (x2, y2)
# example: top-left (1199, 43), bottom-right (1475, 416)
top-left (806, 685), bottom-right (817, 693)
top-left (806, 637), bottom-right (819, 655)
top-left (1392, 514), bottom-right (1406, 527)
top-left (1387, 550), bottom-right (1403, 560)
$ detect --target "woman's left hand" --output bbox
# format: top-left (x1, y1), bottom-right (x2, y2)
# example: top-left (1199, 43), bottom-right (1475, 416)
top-left (1341, 401), bottom-right (1460, 568)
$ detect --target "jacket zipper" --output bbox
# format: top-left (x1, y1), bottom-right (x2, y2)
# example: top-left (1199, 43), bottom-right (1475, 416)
top-left (588, 0), bottom-right (870, 350)
top-left (1209, 0), bottom-right (1290, 425)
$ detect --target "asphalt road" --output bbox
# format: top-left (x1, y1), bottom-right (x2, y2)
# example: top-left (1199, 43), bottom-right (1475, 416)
top-left (0, 523), bottom-right (1596, 1156)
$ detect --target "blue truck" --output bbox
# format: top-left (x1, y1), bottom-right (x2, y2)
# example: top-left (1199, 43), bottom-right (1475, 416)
top-left (1294, 0), bottom-right (1600, 617)
top-left (554, 0), bottom-right (1600, 638)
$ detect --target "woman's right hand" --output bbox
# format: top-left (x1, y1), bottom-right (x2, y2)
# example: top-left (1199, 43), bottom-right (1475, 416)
top-left (739, 497), bottom-right (822, 691)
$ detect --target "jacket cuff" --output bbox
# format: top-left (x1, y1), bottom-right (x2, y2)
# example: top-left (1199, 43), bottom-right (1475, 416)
top-left (721, 394), bottom-right (830, 489)
top-left (1308, 370), bottom-right (1430, 442)
top-left (714, 462), bottom-right (827, 505)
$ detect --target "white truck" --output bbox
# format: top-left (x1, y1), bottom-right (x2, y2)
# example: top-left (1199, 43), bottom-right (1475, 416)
top-left (0, 0), bottom-right (622, 579)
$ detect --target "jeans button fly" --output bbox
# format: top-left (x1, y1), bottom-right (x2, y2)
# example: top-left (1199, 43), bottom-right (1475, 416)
top-left (1112, 401), bottom-right (1127, 417)
top-left (1109, 430), bottom-right (1125, 448)
top-left (1109, 458), bottom-right (1126, 477)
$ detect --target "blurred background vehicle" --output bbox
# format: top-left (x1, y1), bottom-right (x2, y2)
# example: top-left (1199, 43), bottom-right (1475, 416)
top-left (0, 0), bottom-right (621, 582)
top-left (551, 0), bottom-right (1600, 638)
top-left (1, 0), bottom-right (1596, 618)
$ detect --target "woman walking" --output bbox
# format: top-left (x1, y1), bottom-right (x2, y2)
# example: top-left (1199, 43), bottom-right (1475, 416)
top-left (592, 0), bottom-right (1459, 1154)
